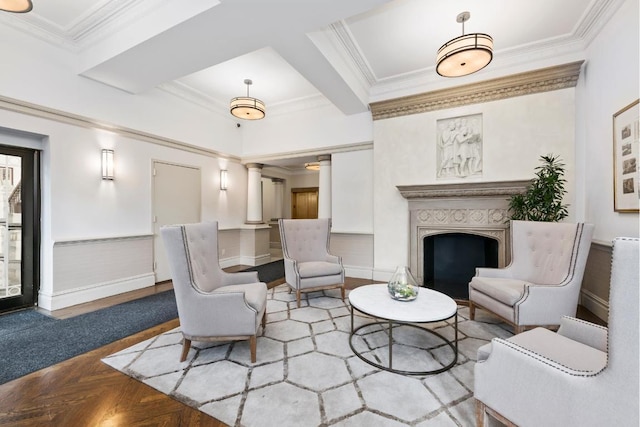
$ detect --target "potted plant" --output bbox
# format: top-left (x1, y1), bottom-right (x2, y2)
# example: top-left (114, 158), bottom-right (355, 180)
top-left (508, 154), bottom-right (569, 222)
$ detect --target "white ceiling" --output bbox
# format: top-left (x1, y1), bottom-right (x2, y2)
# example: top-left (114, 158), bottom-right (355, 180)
top-left (0, 0), bottom-right (621, 169)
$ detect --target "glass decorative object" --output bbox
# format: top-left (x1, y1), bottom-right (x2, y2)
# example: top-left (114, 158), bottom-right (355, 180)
top-left (388, 266), bottom-right (419, 301)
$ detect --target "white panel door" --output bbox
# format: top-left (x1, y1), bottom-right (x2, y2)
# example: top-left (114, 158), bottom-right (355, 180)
top-left (153, 161), bottom-right (201, 282)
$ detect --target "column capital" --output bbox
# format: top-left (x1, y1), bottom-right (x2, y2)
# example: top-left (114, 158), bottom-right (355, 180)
top-left (317, 154), bottom-right (331, 162)
top-left (245, 163), bottom-right (264, 170)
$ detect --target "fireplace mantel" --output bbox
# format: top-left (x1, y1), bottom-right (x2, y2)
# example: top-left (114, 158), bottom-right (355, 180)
top-left (399, 180), bottom-right (530, 290)
top-left (397, 180), bottom-right (531, 200)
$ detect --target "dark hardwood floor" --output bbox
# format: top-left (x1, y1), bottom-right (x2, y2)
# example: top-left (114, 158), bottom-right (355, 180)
top-left (0, 272), bottom-right (604, 426)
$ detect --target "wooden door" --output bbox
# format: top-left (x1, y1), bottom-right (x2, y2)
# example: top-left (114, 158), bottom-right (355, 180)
top-left (291, 187), bottom-right (318, 219)
top-left (152, 161), bottom-right (201, 282)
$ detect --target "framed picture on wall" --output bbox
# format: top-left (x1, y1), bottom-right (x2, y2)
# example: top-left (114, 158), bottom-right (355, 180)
top-left (436, 113), bottom-right (483, 180)
top-left (613, 99), bottom-right (639, 212)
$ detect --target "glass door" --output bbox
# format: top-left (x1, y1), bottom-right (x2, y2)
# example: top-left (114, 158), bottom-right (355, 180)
top-left (0, 146), bottom-right (39, 312)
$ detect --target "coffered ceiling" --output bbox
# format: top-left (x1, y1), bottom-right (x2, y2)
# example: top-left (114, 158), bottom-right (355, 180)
top-left (0, 0), bottom-right (622, 121)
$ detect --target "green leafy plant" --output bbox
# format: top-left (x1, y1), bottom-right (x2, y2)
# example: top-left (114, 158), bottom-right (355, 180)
top-left (508, 154), bottom-right (569, 222)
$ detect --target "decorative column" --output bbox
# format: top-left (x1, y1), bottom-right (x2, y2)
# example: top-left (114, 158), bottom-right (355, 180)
top-left (318, 154), bottom-right (332, 219)
top-left (271, 178), bottom-right (284, 220)
top-left (246, 163), bottom-right (264, 224)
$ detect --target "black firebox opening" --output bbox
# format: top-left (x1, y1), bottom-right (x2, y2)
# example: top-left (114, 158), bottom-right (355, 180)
top-left (423, 233), bottom-right (499, 300)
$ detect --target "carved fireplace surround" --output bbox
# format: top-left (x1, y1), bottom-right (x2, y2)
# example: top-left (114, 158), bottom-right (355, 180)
top-left (397, 180), bottom-right (530, 287)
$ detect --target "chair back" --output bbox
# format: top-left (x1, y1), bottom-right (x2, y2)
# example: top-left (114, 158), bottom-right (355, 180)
top-left (606, 238), bottom-right (639, 390)
top-left (279, 218), bottom-right (331, 262)
top-left (160, 221), bottom-right (227, 295)
top-left (510, 220), bottom-right (593, 285)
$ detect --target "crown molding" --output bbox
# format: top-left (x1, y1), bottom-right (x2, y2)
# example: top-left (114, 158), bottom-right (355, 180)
top-left (242, 141), bottom-right (373, 165)
top-left (328, 21), bottom-right (377, 87)
top-left (369, 61), bottom-right (584, 121)
top-left (0, 93), bottom-right (238, 161)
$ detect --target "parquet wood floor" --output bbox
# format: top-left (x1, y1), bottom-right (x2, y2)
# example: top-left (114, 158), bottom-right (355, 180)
top-left (0, 273), bottom-right (603, 426)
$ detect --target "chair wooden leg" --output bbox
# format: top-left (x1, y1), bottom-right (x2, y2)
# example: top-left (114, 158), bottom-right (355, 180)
top-left (296, 290), bottom-right (301, 308)
top-left (261, 311), bottom-right (267, 330)
top-left (469, 301), bottom-right (476, 320)
top-left (340, 285), bottom-right (345, 302)
top-left (249, 335), bottom-right (257, 363)
top-left (475, 399), bottom-right (487, 427)
top-left (180, 338), bottom-right (191, 362)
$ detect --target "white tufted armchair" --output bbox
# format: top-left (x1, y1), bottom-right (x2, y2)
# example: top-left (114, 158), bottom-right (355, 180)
top-left (474, 237), bottom-right (639, 426)
top-left (278, 218), bottom-right (345, 308)
top-left (160, 221), bottom-right (267, 363)
top-left (469, 220), bottom-right (594, 334)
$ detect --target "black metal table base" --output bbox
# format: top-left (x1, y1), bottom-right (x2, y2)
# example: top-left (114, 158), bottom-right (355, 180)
top-left (349, 306), bottom-right (458, 376)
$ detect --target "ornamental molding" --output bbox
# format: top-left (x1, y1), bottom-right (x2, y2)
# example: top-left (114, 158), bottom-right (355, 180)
top-left (370, 61), bottom-right (584, 121)
top-left (415, 208), bottom-right (509, 226)
top-left (397, 180), bottom-right (531, 200)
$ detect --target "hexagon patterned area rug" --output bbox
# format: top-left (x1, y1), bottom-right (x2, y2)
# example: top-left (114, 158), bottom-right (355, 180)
top-left (102, 285), bottom-right (512, 426)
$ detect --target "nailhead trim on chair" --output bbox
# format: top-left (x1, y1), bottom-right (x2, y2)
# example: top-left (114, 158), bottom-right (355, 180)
top-left (489, 337), bottom-right (606, 377)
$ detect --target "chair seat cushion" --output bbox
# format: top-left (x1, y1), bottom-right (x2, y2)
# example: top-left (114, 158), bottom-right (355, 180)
top-left (470, 276), bottom-right (528, 306)
top-left (298, 261), bottom-right (343, 278)
top-left (216, 282), bottom-right (267, 313)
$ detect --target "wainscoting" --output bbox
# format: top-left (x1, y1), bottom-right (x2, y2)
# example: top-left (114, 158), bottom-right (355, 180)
top-left (330, 232), bottom-right (374, 279)
top-left (42, 235), bottom-right (156, 311)
top-left (581, 241), bottom-right (613, 322)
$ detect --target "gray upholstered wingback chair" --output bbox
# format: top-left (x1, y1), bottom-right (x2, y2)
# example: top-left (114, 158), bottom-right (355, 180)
top-left (474, 237), bottom-right (639, 427)
top-left (469, 220), bottom-right (594, 334)
top-left (278, 218), bottom-right (345, 308)
top-left (160, 221), bottom-right (267, 363)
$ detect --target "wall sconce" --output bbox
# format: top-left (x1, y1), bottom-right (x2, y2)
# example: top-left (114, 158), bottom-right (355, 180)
top-left (220, 169), bottom-right (228, 190)
top-left (101, 149), bottom-right (114, 180)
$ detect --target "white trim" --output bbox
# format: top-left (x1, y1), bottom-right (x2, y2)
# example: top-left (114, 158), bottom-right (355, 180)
top-left (38, 273), bottom-right (155, 311)
top-left (344, 266), bottom-right (373, 280)
top-left (239, 254), bottom-right (271, 267)
top-left (580, 289), bottom-right (609, 322)
top-left (219, 256), bottom-right (242, 269)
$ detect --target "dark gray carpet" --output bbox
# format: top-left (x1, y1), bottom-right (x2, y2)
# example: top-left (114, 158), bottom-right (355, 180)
top-left (241, 259), bottom-right (284, 283)
top-left (0, 290), bottom-right (178, 385)
top-left (0, 260), bottom-right (285, 385)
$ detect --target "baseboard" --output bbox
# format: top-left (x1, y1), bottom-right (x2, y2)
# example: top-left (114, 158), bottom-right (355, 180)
top-left (38, 273), bottom-right (156, 311)
top-left (344, 266), bottom-right (373, 280)
top-left (219, 256), bottom-right (242, 269)
top-left (580, 289), bottom-right (609, 322)
top-left (239, 253), bottom-right (271, 266)
top-left (373, 269), bottom-right (395, 282)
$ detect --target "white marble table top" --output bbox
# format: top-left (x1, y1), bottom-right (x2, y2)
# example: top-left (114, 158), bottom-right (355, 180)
top-left (349, 284), bottom-right (457, 323)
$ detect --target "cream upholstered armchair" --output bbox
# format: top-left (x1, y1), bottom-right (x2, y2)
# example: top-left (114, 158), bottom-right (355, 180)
top-left (160, 222), bottom-right (267, 363)
top-left (469, 220), bottom-right (594, 334)
top-left (278, 218), bottom-right (345, 308)
top-left (474, 237), bottom-right (639, 426)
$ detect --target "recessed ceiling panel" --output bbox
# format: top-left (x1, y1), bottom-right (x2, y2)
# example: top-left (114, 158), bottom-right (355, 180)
top-left (176, 47), bottom-right (320, 106)
top-left (344, 0), bottom-right (593, 80)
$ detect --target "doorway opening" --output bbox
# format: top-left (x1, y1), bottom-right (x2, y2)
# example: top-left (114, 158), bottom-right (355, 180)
top-left (0, 145), bottom-right (40, 313)
top-left (291, 187), bottom-right (318, 219)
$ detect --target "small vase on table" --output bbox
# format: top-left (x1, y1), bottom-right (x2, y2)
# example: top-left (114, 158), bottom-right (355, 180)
top-left (388, 266), bottom-right (419, 301)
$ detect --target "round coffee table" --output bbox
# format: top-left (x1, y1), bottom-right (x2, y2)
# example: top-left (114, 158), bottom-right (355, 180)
top-left (348, 284), bottom-right (458, 375)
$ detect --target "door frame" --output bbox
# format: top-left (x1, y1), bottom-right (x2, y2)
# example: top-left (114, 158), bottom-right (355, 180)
top-left (0, 145), bottom-right (40, 312)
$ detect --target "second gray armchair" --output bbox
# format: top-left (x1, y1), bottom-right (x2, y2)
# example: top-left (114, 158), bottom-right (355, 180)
top-left (279, 218), bottom-right (345, 308)
top-left (469, 220), bottom-right (594, 334)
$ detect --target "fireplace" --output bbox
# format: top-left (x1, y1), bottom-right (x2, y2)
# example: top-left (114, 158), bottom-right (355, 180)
top-left (424, 232), bottom-right (499, 299)
top-left (397, 180), bottom-right (530, 300)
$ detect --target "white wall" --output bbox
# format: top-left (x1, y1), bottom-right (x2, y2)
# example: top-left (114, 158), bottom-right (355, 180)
top-left (332, 149), bottom-right (373, 233)
top-left (0, 23), bottom-right (243, 156)
top-left (373, 89), bottom-right (577, 277)
top-left (578, 0), bottom-right (640, 242)
top-left (241, 103), bottom-right (372, 156)
top-left (0, 107), bottom-right (247, 303)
